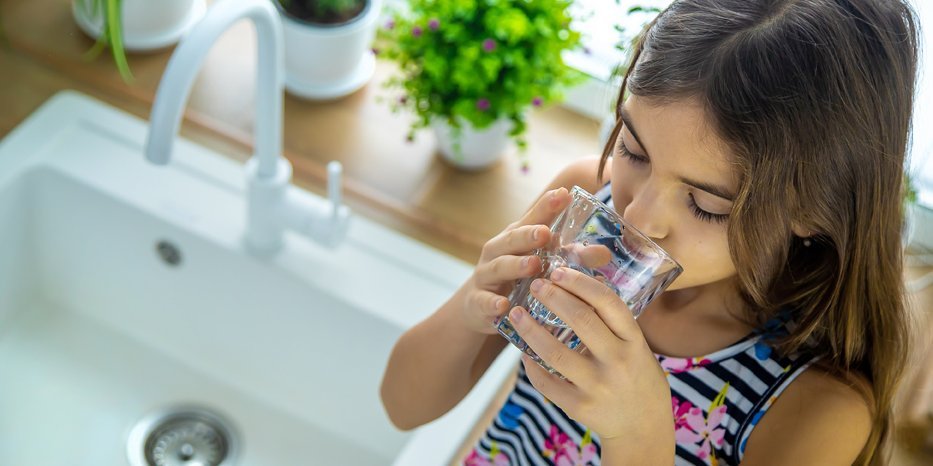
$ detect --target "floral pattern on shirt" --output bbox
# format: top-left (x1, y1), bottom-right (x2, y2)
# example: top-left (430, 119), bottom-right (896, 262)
top-left (464, 442), bottom-right (509, 466)
top-left (542, 425), bottom-right (598, 466)
top-left (660, 356), bottom-right (713, 374)
top-left (672, 383), bottom-right (730, 465)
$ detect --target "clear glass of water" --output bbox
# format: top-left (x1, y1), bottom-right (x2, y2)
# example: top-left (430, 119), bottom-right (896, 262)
top-left (496, 186), bottom-right (683, 377)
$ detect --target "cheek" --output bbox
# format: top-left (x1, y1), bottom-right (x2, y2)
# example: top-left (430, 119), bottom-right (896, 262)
top-left (610, 163), bottom-right (736, 288)
top-left (666, 226), bottom-right (736, 290)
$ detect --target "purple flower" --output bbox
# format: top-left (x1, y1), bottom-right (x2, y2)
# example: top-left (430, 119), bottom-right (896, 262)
top-left (583, 46), bottom-right (592, 55)
top-left (520, 163), bottom-right (530, 174)
top-left (412, 26), bottom-right (423, 37)
top-left (384, 19), bottom-right (395, 30)
top-left (532, 96), bottom-right (543, 107)
top-left (428, 18), bottom-right (440, 31)
top-left (482, 38), bottom-right (497, 52)
top-left (476, 98), bottom-right (491, 111)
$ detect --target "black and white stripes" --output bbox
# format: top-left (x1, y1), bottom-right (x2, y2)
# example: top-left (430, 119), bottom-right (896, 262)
top-left (468, 333), bottom-right (815, 466)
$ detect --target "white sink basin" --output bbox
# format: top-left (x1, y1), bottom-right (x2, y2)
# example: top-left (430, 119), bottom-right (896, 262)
top-left (0, 91), bottom-right (519, 465)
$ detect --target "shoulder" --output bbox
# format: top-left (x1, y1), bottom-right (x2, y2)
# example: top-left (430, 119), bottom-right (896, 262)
top-left (741, 367), bottom-right (872, 465)
top-left (544, 155), bottom-right (611, 194)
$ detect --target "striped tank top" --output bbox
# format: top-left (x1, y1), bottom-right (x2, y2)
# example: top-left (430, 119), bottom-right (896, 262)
top-left (465, 184), bottom-right (818, 466)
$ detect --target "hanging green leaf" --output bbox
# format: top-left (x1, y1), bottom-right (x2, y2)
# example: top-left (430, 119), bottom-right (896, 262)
top-left (106, 0), bottom-right (133, 82)
top-left (78, 0), bottom-right (133, 83)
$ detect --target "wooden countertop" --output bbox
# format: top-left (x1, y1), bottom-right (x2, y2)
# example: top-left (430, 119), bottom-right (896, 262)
top-left (0, 0), bottom-right (602, 264)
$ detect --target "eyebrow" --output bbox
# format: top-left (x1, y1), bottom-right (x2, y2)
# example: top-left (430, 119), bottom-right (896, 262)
top-left (680, 177), bottom-right (736, 201)
top-left (619, 106), bottom-right (736, 202)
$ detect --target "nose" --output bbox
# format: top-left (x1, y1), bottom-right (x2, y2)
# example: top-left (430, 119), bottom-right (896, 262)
top-left (621, 182), bottom-right (668, 241)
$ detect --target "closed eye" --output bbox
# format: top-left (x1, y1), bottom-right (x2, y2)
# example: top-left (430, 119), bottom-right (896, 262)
top-left (688, 193), bottom-right (729, 224)
top-left (617, 141), bottom-right (648, 164)
top-left (617, 141), bottom-right (730, 225)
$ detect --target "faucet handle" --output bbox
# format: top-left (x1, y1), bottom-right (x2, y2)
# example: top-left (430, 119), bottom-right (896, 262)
top-left (327, 161), bottom-right (343, 216)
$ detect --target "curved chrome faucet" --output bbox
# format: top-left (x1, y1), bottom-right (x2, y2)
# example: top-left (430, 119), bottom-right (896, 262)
top-left (145, 0), bottom-right (350, 254)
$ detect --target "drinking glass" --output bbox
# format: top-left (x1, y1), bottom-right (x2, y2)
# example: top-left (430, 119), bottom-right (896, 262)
top-left (496, 186), bottom-right (683, 377)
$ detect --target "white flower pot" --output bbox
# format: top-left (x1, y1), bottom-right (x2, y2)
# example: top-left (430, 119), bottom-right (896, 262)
top-left (72, 0), bottom-right (206, 52)
top-left (277, 0), bottom-right (381, 100)
top-left (432, 118), bottom-right (513, 171)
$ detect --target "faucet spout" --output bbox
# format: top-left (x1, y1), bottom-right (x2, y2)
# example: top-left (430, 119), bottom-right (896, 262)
top-left (145, 0), bottom-right (283, 180)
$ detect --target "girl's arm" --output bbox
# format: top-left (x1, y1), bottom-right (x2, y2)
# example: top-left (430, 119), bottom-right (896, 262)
top-left (739, 369), bottom-right (872, 465)
top-left (380, 157), bottom-right (607, 430)
top-left (380, 292), bottom-right (510, 430)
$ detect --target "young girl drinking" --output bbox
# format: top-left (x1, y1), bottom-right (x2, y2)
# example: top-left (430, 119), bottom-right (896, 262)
top-left (381, 0), bottom-right (919, 464)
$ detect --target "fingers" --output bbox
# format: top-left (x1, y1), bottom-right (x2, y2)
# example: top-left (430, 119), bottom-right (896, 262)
top-left (479, 187), bottom-right (572, 263)
top-left (481, 224), bottom-right (551, 260)
top-left (471, 290), bottom-right (511, 330)
top-left (508, 307), bottom-right (591, 382)
top-left (566, 243), bottom-right (613, 269)
top-left (528, 277), bottom-right (619, 354)
top-left (521, 354), bottom-right (582, 412)
top-left (515, 187), bottom-right (572, 231)
top-left (475, 254), bottom-right (543, 288)
top-left (549, 267), bottom-right (641, 342)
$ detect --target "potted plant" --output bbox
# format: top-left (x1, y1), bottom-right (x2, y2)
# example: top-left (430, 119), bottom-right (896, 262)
top-left (274, 0), bottom-right (382, 100)
top-left (378, 0), bottom-right (583, 171)
top-left (72, 0), bottom-right (206, 81)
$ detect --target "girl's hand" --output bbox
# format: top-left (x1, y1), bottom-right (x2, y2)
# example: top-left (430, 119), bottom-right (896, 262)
top-left (508, 266), bottom-right (676, 459)
top-left (458, 187), bottom-right (571, 335)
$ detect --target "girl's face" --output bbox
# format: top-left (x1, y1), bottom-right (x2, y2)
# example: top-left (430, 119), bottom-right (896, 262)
top-left (611, 96), bottom-right (739, 291)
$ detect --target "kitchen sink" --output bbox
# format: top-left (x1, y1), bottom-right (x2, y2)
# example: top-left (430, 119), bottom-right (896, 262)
top-left (0, 91), bottom-right (518, 465)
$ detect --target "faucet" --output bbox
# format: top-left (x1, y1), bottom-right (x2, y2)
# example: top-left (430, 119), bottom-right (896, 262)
top-left (145, 0), bottom-right (350, 254)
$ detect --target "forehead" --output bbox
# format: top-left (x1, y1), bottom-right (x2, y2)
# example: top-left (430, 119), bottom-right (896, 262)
top-left (621, 95), bottom-right (740, 189)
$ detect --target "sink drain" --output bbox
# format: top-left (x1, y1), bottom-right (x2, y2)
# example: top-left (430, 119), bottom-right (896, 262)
top-left (127, 406), bottom-right (238, 466)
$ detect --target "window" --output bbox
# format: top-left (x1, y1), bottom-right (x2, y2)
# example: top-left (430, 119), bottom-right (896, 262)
top-left (562, 0), bottom-right (670, 122)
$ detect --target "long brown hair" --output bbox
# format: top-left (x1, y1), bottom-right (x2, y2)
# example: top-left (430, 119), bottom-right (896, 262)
top-left (598, 0), bottom-right (918, 463)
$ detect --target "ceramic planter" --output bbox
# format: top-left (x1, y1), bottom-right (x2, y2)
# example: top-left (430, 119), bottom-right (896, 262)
top-left (276, 0), bottom-right (381, 100)
top-left (72, 0), bottom-right (206, 52)
top-left (432, 118), bottom-right (513, 171)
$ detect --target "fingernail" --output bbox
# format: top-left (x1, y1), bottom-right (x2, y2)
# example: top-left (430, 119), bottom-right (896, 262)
top-left (532, 228), bottom-right (540, 241)
top-left (530, 279), bottom-right (544, 292)
top-left (551, 267), bottom-right (565, 282)
top-left (521, 256), bottom-right (530, 268)
top-left (509, 307), bottom-right (523, 323)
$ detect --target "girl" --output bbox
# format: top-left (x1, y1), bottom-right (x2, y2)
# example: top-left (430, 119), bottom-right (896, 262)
top-left (381, 0), bottom-right (919, 464)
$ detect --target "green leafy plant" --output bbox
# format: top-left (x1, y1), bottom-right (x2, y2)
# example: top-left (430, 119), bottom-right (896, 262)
top-left (277, 0), bottom-right (367, 24)
top-left (77, 0), bottom-right (133, 82)
top-left (377, 0), bottom-right (583, 166)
